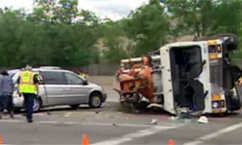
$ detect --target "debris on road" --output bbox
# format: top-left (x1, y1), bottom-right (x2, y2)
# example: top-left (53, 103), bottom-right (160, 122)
top-left (197, 116), bottom-right (208, 124)
top-left (150, 119), bottom-right (158, 125)
top-left (170, 116), bottom-right (176, 120)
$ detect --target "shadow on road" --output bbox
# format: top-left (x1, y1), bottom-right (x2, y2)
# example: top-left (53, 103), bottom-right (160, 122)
top-left (14, 105), bottom-right (105, 115)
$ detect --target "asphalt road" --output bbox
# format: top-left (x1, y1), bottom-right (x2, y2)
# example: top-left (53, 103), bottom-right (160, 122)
top-left (0, 104), bottom-right (242, 145)
top-left (0, 84), bottom-right (242, 145)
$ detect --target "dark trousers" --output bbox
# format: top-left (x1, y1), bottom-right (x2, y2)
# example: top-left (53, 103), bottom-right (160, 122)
top-left (0, 95), bottom-right (13, 113)
top-left (23, 93), bottom-right (36, 120)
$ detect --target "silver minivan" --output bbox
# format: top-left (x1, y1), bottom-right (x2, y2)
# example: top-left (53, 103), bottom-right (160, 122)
top-left (12, 67), bottom-right (107, 111)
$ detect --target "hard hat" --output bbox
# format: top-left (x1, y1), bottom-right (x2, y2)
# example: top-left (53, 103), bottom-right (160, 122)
top-left (25, 65), bottom-right (32, 70)
top-left (197, 116), bottom-right (208, 124)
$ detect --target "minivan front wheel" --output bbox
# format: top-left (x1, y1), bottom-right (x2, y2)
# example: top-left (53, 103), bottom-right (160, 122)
top-left (89, 93), bottom-right (102, 108)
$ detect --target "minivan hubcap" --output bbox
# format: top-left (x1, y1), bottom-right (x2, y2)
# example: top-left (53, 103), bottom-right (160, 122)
top-left (92, 96), bottom-right (101, 107)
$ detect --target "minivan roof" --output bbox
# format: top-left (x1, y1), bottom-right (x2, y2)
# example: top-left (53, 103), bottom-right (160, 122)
top-left (12, 68), bottom-right (76, 81)
top-left (39, 66), bottom-right (61, 69)
top-left (33, 68), bottom-right (72, 73)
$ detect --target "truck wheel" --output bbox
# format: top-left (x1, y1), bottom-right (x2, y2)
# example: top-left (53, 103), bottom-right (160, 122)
top-left (89, 93), bottom-right (102, 108)
top-left (33, 98), bottom-right (42, 112)
top-left (70, 104), bottom-right (80, 109)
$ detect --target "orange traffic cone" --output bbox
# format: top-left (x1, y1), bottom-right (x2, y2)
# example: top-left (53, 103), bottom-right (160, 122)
top-left (82, 134), bottom-right (90, 145)
top-left (0, 133), bottom-right (3, 144)
top-left (168, 139), bottom-right (175, 145)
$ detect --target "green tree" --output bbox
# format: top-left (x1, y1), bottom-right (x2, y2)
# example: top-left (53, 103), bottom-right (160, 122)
top-left (0, 9), bottom-right (23, 67)
top-left (125, 0), bottom-right (169, 56)
top-left (97, 18), bottom-right (132, 63)
top-left (209, 0), bottom-right (242, 36)
top-left (162, 0), bottom-right (214, 37)
top-left (16, 22), bottom-right (53, 66)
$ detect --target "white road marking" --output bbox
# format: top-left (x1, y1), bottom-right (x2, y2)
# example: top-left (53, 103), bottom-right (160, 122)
top-left (38, 121), bottom-right (58, 124)
top-left (80, 122), bottom-right (176, 128)
top-left (92, 125), bottom-right (181, 145)
top-left (0, 120), bottom-right (23, 123)
top-left (64, 112), bottom-right (72, 117)
top-left (0, 120), bottom-right (182, 145)
top-left (0, 119), bottom-right (180, 128)
top-left (184, 121), bottom-right (242, 145)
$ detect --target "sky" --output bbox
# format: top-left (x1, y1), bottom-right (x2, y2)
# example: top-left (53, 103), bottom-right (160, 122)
top-left (0, 0), bottom-right (149, 20)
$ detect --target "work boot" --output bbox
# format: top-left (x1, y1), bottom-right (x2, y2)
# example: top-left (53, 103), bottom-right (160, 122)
top-left (27, 119), bottom-right (33, 123)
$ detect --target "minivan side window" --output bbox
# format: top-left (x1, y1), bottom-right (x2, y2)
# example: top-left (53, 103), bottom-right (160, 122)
top-left (40, 71), bottom-right (66, 85)
top-left (65, 72), bottom-right (83, 85)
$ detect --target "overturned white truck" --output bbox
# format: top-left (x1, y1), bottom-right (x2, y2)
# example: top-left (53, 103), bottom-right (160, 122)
top-left (114, 34), bottom-right (242, 115)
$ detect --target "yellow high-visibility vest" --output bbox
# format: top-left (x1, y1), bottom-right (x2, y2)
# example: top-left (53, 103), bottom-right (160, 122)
top-left (19, 70), bottom-right (36, 94)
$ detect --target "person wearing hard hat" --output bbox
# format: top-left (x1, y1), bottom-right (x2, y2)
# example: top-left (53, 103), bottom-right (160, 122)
top-left (17, 65), bottom-right (40, 123)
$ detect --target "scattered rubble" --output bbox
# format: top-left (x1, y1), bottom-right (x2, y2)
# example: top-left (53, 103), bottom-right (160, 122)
top-left (150, 119), bottom-right (158, 125)
top-left (197, 116), bottom-right (208, 124)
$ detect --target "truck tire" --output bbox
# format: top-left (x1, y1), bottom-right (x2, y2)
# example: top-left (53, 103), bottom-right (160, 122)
top-left (89, 92), bottom-right (102, 108)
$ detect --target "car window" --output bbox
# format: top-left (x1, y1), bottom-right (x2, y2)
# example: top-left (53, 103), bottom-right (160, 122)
top-left (65, 72), bottom-right (83, 85)
top-left (40, 71), bottom-right (66, 85)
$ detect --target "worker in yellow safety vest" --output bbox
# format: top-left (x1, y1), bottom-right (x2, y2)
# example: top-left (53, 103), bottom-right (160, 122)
top-left (17, 65), bottom-right (40, 123)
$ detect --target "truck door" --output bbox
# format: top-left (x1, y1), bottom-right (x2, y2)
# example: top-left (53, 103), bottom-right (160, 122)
top-left (169, 45), bottom-right (205, 111)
